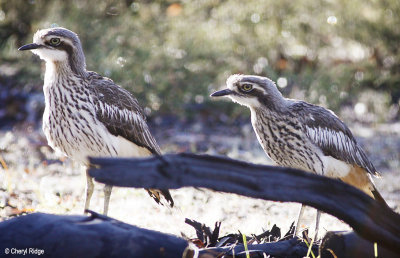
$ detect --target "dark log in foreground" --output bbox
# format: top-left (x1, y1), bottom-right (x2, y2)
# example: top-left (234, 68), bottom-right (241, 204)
top-left (89, 153), bottom-right (400, 253)
top-left (193, 237), bottom-right (318, 258)
top-left (0, 213), bottom-right (320, 258)
top-left (320, 231), bottom-right (399, 258)
top-left (0, 211), bottom-right (187, 258)
top-left (183, 219), bottom-right (319, 258)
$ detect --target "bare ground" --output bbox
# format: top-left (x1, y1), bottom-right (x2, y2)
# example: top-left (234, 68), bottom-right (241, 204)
top-left (1, 122), bottom-right (399, 239)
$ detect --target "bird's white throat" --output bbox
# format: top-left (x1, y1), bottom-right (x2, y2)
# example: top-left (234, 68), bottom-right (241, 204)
top-left (43, 60), bottom-right (75, 89)
top-left (32, 48), bottom-right (68, 62)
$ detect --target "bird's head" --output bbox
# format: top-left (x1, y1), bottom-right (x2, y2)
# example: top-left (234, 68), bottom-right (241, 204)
top-left (211, 74), bottom-right (285, 109)
top-left (19, 27), bottom-right (86, 75)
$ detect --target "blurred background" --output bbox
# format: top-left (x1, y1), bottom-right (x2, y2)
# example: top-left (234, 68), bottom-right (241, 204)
top-left (0, 0), bottom-right (399, 237)
top-left (1, 0), bottom-right (400, 125)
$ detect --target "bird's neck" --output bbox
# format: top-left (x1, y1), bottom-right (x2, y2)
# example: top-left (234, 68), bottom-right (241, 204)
top-left (44, 61), bottom-right (86, 88)
top-left (43, 60), bottom-right (90, 108)
top-left (251, 107), bottom-right (273, 123)
top-left (44, 60), bottom-right (87, 84)
top-left (256, 96), bottom-right (289, 114)
top-left (251, 98), bottom-right (289, 124)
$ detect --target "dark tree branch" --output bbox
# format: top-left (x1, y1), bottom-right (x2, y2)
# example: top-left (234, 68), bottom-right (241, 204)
top-left (320, 231), bottom-right (399, 258)
top-left (182, 220), bottom-right (319, 258)
top-left (184, 218), bottom-right (220, 247)
top-left (0, 211), bottom-right (187, 258)
top-left (0, 212), bottom-right (319, 258)
top-left (194, 237), bottom-right (318, 258)
top-left (89, 153), bottom-right (400, 253)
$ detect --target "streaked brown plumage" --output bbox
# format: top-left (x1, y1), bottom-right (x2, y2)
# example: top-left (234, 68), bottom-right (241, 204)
top-left (212, 74), bottom-right (387, 238)
top-left (19, 27), bottom-right (173, 215)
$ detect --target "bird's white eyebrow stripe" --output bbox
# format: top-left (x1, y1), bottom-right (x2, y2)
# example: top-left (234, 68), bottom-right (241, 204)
top-left (43, 36), bottom-right (74, 47)
top-left (236, 82), bottom-right (266, 95)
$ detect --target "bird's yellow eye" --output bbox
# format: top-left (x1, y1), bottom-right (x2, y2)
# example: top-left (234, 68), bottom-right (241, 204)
top-left (241, 83), bottom-right (253, 92)
top-left (49, 38), bottom-right (61, 46)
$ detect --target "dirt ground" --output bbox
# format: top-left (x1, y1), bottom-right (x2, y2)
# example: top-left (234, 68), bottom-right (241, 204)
top-left (1, 122), bottom-right (399, 239)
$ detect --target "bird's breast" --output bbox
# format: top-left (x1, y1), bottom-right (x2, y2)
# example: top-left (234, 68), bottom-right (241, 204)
top-left (252, 111), bottom-right (324, 174)
top-left (43, 82), bottom-right (118, 164)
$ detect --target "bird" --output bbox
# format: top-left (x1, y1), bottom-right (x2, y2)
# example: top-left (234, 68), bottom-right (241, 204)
top-left (211, 74), bottom-right (387, 239)
top-left (18, 27), bottom-right (174, 215)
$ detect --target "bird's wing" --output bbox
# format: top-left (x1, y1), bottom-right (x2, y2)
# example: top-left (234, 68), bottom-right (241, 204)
top-left (290, 101), bottom-right (379, 177)
top-left (88, 72), bottom-right (174, 208)
top-left (88, 72), bottom-right (161, 155)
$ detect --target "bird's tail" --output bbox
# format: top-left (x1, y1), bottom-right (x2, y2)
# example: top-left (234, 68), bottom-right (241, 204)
top-left (371, 185), bottom-right (389, 207)
top-left (367, 170), bottom-right (389, 207)
top-left (146, 189), bottom-right (174, 207)
top-left (341, 166), bottom-right (388, 207)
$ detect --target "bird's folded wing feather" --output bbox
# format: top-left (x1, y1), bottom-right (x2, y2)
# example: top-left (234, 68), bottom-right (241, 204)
top-left (291, 101), bottom-right (379, 177)
top-left (88, 73), bottom-right (174, 208)
top-left (89, 72), bottom-right (161, 155)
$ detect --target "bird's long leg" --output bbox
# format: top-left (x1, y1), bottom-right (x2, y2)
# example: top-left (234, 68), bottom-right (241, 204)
top-left (314, 210), bottom-right (321, 240)
top-left (294, 204), bottom-right (305, 237)
top-left (84, 168), bottom-right (94, 213)
top-left (103, 185), bottom-right (113, 215)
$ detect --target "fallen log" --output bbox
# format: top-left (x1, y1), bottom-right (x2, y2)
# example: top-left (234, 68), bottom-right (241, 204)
top-left (183, 219), bottom-right (320, 258)
top-left (0, 212), bottom-right (319, 258)
top-left (89, 153), bottom-right (400, 253)
top-left (0, 211), bottom-right (187, 258)
top-left (320, 231), bottom-right (399, 258)
top-left (193, 237), bottom-right (318, 258)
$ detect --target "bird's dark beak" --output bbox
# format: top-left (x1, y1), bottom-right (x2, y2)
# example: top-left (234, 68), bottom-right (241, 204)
top-left (18, 43), bottom-right (42, 51)
top-left (210, 89), bottom-right (233, 97)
